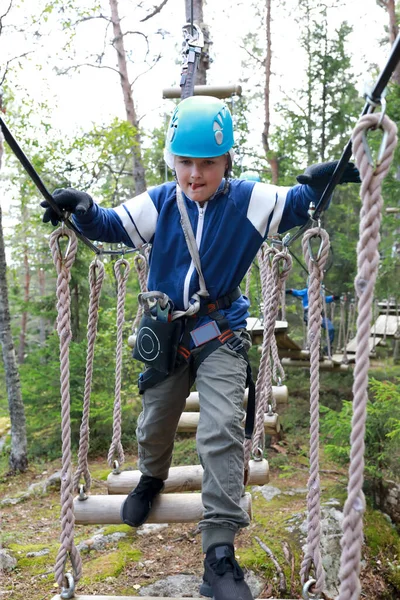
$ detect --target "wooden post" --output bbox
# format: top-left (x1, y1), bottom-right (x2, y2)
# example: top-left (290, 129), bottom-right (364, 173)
top-left (162, 84), bottom-right (242, 99)
top-left (184, 386), bottom-right (288, 411)
top-left (74, 492), bottom-right (252, 525)
top-left (107, 459), bottom-right (269, 495)
top-left (177, 412), bottom-right (280, 435)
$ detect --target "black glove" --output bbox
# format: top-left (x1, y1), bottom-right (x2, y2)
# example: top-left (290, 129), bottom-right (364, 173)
top-left (296, 161), bottom-right (361, 187)
top-left (285, 289), bottom-right (293, 295)
top-left (41, 188), bottom-right (93, 226)
top-left (333, 295), bottom-right (340, 301)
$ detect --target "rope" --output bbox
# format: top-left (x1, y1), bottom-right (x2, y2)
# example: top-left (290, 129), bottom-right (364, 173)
top-left (107, 258), bottom-right (131, 468)
top-left (336, 296), bottom-right (346, 353)
top-left (245, 263), bottom-right (252, 299)
top-left (132, 251), bottom-right (149, 332)
top-left (321, 291), bottom-right (331, 359)
top-left (337, 112), bottom-right (397, 600)
top-left (246, 245), bottom-right (292, 464)
top-left (49, 227), bottom-right (82, 589)
top-left (73, 258), bottom-right (105, 495)
top-left (342, 300), bottom-right (355, 364)
top-left (300, 227), bottom-right (330, 594)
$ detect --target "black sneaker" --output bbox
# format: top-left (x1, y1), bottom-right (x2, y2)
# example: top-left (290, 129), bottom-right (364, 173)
top-left (202, 543), bottom-right (254, 600)
top-left (120, 474), bottom-right (164, 527)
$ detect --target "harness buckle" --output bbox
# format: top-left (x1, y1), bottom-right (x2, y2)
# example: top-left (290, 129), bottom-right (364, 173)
top-left (226, 335), bottom-right (244, 352)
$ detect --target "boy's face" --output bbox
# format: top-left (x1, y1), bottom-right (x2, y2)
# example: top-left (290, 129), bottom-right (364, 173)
top-left (174, 155), bottom-right (228, 203)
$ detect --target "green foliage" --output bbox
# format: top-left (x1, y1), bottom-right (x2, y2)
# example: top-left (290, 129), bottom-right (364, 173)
top-left (320, 377), bottom-right (400, 482)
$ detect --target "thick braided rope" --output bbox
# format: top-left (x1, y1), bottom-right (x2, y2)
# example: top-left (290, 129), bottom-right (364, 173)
top-left (300, 226), bottom-right (330, 593)
top-left (243, 245), bottom-right (275, 467)
top-left (108, 258), bottom-right (131, 468)
top-left (73, 259), bottom-right (105, 494)
top-left (249, 245), bottom-right (277, 457)
top-left (132, 252), bottom-right (149, 331)
top-left (337, 112), bottom-right (397, 600)
top-left (49, 228), bottom-right (82, 588)
top-left (271, 333), bottom-right (285, 393)
top-left (253, 246), bottom-right (292, 455)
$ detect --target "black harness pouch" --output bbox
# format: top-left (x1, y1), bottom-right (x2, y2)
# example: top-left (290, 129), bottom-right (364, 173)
top-left (133, 314), bottom-right (183, 374)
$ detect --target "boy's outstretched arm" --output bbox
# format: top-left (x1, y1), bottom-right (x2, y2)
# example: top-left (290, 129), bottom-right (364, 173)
top-left (278, 161), bottom-right (360, 233)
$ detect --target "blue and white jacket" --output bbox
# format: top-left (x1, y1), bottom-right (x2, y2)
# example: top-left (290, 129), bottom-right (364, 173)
top-left (73, 179), bottom-right (321, 331)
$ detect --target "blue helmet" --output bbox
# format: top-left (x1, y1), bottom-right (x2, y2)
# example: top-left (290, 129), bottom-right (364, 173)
top-left (164, 96), bottom-right (234, 167)
top-left (239, 171), bottom-right (261, 182)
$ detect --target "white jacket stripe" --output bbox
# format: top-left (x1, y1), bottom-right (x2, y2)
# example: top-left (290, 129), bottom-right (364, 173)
top-left (246, 182), bottom-right (288, 237)
top-left (114, 191), bottom-right (158, 247)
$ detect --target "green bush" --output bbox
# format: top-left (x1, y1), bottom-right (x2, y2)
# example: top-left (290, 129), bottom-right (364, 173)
top-left (320, 377), bottom-right (400, 483)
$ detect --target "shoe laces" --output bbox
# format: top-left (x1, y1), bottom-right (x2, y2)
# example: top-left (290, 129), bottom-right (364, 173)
top-left (212, 554), bottom-right (244, 581)
top-left (131, 476), bottom-right (162, 498)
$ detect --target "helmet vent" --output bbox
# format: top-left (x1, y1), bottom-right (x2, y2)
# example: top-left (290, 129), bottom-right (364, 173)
top-left (214, 130), bottom-right (223, 145)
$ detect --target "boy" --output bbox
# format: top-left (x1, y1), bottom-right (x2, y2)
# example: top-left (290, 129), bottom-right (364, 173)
top-left (42, 95), bottom-right (359, 600)
top-left (286, 285), bottom-right (340, 345)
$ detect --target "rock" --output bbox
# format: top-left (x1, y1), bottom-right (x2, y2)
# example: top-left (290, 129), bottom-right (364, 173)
top-left (1, 492), bottom-right (30, 506)
top-left (77, 531), bottom-right (127, 552)
top-left (26, 549), bottom-right (49, 558)
top-left (0, 549), bottom-right (17, 571)
top-left (138, 571), bottom-right (263, 598)
top-left (254, 484), bottom-right (282, 501)
top-left (137, 523), bottom-right (169, 536)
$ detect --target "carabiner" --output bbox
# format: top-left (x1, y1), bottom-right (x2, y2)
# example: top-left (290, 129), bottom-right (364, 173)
top-left (307, 234), bottom-right (324, 263)
top-left (60, 572), bottom-right (75, 600)
top-left (302, 578), bottom-right (319, 599)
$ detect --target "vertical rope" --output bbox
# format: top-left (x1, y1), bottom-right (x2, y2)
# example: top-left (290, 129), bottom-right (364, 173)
top-left (322, 291), bottom-right (331, 359)
top-left (300, 227), bottom-right (330, 594)
top-left (245, 262), bottom-right (253, 299)
top-left (337, 112), bottom-right (397, 600)
top-left (49, 228), bottom-right (82, 589)
top-left (73, 258), bottom-right (105, 495)
top-left (108, 258), bottom-right (131, 468)
top-left (132, 251), bottom-right (149, 332)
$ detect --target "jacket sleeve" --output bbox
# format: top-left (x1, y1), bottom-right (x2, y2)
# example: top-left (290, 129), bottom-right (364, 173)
top-left (72, 187), bottom-right (163, 247)
top-left (278, 184), bottom-right (324, 233)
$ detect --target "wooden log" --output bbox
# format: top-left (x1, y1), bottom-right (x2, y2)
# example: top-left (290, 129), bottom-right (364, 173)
top-left (177, 412), bottom-right (280, 435)
top-left (107, 459), bottom-right (269, 495)
top-left (281, 358), bottom-right (349, 371)
top-left (74, 492), bottom-right (252, 525)
top-left (162, 84), bottom-right (242, 98)
top-left (184, 386), bottom-right (288, 411)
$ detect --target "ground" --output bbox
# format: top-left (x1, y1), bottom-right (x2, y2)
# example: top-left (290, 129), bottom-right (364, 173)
top-left (1, 446), bottom-right (399, 600)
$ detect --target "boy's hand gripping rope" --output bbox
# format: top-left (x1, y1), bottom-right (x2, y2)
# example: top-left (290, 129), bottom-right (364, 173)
top-left (300, 226), bottom-right (331, 597)
top-left (337, 112), bottom-right (397, 600)
top-left (49, 227), bottom-right (82, 595)
top-left (107, 258), bottom-right (131, 469)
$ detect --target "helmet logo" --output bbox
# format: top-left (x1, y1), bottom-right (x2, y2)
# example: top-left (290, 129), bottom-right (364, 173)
top-left (168, 108), bottom-right (179, 144)
top-left (213, 117), bottom-right (224, 146)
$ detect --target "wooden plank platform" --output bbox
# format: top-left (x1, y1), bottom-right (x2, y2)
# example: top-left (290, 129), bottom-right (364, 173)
top-left (177, 411), bottom-right (280, 435)
top-left (74, 492), bottom-right (252, 525)
top-left (371, 314), bottom-right (400, 336)
top-left (246, 317), bottom-right (288, 344)
top-left (108, 459), bottom-right (269, 494)
top-left (184, 386), bottom-right (288, 411)
top-left (275, 331), bottom-right (303, 351)
top-left (346, 335), bottom-right (382, 354)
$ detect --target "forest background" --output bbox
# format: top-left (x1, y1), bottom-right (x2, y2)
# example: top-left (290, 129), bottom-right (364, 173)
top-left (0, 0), bottom-right (399, 494)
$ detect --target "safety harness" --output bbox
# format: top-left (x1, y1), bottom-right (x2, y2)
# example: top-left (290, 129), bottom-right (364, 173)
top-left (136, 186), bottom-right (255, 439)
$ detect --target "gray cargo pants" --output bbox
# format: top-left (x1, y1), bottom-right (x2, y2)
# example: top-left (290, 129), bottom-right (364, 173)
top-left (136, 329), bottom-right (252, 552)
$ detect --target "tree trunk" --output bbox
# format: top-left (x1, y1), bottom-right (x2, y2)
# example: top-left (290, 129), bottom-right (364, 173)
top-left (0, 133), bottom-right (28, 472)
top-left (262, 0), bottom-right (279, 183)
top-left (18, 241), bottom-right (30, 364)
top-left (109, 0), bottom-right (147, 195)
top-left (378, 0), bottom-right (400, 85)
top-left (185, 0), bottom-right (210, 85)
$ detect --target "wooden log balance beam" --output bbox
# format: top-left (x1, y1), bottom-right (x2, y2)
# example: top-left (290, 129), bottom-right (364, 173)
top-left (162, 84), bottom-right (242, 99)
top-left (107, 459), bottom-right (269, 495)
top-left (184, 386), bottom-right (288, 411)
top-left (177, 411), bottom-right (280, 435)
top-left (74, 492), bottom-right (252, 525)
